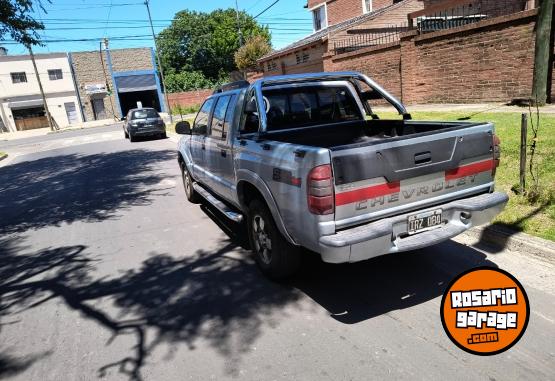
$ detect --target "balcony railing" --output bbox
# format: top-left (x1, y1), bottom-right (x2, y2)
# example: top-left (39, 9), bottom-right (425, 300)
top-left (407, 0), bottom-right (530, 32)
top-left (333, 25), bottom-right (406, 55)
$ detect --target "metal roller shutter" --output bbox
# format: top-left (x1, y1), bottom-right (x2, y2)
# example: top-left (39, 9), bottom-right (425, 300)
top-left (115, 74), bottom-right (157, 93)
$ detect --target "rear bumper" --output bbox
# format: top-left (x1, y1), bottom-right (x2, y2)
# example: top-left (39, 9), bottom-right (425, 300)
top-left (129, 126), bottom-right (165, 136)
top-left (318, 192), bottom-right (508, 263)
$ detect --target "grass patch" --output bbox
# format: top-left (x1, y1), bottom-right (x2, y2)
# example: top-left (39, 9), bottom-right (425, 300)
top-left (378, 110), bottom-right (555, 241)
top-left (167, 117), bottom-right (195, 135)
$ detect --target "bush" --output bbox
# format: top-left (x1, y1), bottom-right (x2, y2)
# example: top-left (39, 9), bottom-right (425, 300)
top-left (234, 35), bottom-right (272, 71)
top-left (165, 71), bottom-right (216, 93)
top-left (171, 104), bottom-right (200, 115)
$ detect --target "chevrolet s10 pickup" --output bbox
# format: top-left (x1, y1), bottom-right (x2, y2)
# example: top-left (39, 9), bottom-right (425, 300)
top-left (176, 72), bottom-right (508, 278)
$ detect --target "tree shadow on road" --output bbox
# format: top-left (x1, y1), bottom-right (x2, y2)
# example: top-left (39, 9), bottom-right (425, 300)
top-left (0, 236), bottom-right (303, 380)
top-left (0, 208), bottom-right (500, 380)
top-left (0, 149), bottom-right (176, 234)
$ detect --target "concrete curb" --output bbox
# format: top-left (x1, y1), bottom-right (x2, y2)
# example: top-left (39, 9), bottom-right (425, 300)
top-left (462, 224), bottom-right (555, 263)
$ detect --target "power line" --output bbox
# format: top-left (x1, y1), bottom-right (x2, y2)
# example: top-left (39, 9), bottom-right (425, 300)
top-left (253, 0), bottom-right (280, 19)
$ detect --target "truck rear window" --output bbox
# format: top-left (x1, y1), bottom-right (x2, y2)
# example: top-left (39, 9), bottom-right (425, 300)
top-left (262, 86), bottom-right (361, 131)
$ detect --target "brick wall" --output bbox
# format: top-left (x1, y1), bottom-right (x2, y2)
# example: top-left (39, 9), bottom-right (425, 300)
top-left (110, 48), bottom-right (154, 72)
top-left (325, 42), bottom-right (402, 97)
top-left (168, 89), bottom-right (212, 110)
top-left (324, 8), bottom-right (544, 104)
top-left (70, 50), bottom-right (118, 121)
top-left (327, 0), bottom-right (364, 25)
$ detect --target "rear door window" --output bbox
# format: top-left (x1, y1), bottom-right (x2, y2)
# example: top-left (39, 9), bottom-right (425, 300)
top-left (210, 95), bottom-right (231, 139)
top-left (222, 95), bottom-right (237, 139)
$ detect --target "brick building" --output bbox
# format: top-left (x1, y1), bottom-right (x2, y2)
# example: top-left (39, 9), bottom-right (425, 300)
top-left (70, 47), bottom-right (165, 121)
top-left (259, 0), bottom-right (424, 76)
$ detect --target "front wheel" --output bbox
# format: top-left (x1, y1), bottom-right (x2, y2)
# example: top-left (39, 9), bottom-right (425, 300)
top-left (181, 164), bottom-right (200, 203)
top-left (248, 199), bottom-right (300, 279)
top-left (129, 133), bottom-right (136, 142)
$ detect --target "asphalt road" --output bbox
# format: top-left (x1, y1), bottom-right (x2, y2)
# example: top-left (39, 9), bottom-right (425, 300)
top-left (0, 127), bottom-right (553, 381)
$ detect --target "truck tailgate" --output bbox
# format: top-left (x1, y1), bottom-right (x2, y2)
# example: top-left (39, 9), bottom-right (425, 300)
top-left (331, 123), bottom-right (496, 228)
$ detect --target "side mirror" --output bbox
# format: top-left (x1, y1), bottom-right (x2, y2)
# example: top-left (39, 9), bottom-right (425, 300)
top-left (244, 99), bottom-right (257, 113)
top-left (175, 121), bottom-right (192, 135)
top-left (121, 116), bottom-right (127, 121)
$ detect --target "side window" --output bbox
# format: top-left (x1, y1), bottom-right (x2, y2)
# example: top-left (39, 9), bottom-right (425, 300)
top-left (209, 95), bottom-right (231, 139)
top-left (193, 98), bottom-right (214, 135)
top-left (222, 95), bottom-right (237, 139)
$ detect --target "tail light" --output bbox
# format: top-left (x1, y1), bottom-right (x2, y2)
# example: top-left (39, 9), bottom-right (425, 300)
top-left (308, 164), bottom-right (334, 215)
top-left (492, 134), bottom-right (501, 176)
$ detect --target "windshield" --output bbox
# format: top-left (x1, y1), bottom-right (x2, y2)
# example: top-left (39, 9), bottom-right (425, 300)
top-left (131, 109), bottom-right (159, 120)
top-left (262, 85), bottom-right (362, 131)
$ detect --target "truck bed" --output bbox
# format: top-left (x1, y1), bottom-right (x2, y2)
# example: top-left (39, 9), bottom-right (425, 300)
top-left (263, 119), bottom-right (481, 150)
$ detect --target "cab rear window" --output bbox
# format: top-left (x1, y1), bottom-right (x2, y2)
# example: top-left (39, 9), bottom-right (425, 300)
top-left (263, 86), bottom-right (361, 131)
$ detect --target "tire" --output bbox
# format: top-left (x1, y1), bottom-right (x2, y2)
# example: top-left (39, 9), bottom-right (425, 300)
top-left (181, 163), bottom-right (200, 203)
top-left (129, 133), bottom-right (136, 142)
top-left (247, 199), bottom-right (300, 279)
top-left (161, 132), bottom-right (167, 139)
top-left (124, 130), bottom-right (129, 139)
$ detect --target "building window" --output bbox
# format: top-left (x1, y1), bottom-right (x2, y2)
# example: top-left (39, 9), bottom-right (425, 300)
top-left (11, 72), bottom-right (27, 84)
top-left (48, 69), bottom-right (63, 80)
top-left (363, 0), bottom-right (372, 13)
top-left (312, 5), bottom-right (327, 31)
top-left (267, 61), bottom-right (278, 72)
top-left (295, 51), bottom-right (310, 65)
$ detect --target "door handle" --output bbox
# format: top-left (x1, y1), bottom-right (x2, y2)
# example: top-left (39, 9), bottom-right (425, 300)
top-left (414, 151), bottom-right (431, 165)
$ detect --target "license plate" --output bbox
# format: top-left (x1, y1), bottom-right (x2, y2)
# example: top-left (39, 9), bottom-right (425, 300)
top-left (407, 209), bottom-right (443, 234)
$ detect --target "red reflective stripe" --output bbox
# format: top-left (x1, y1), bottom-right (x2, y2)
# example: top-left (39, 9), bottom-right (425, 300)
top-left (335, 181), bottom-right (400, 206)
top-left (445, 160), bottom-right (494, 181)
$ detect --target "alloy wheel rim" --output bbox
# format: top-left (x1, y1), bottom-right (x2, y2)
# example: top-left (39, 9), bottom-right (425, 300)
top-left (253, 214), bottom-right (272, 264)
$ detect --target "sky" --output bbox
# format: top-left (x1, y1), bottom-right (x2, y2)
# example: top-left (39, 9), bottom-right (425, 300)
top-left (1, 0), bottom-right (313, 55)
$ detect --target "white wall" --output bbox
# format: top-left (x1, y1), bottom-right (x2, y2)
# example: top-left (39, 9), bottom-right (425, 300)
top-left (0, 53), bottom-right (82, 131)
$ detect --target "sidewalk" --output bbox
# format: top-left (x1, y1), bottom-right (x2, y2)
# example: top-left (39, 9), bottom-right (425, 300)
top-left (0, 118), bottom-right (123, 141)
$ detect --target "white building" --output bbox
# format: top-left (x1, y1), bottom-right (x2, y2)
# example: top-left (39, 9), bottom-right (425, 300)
top-left (0, 52), bottom-right (83, 132)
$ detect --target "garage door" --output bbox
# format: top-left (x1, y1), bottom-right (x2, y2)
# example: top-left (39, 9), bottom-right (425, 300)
top-left (115, 74), bottom-right (157, 93)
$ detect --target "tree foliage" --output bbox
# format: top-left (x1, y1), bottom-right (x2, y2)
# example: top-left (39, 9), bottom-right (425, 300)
top-left (0, 0), bottom-right (48, 46)
top-left (157, 8), bottom-right (271, 88)
top-left (234, 35), bottom-right (272, 71)
top-left (165, 70), bottom-right (216, 93)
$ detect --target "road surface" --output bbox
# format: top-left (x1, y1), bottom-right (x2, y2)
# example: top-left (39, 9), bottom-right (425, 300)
top-left (0, 126), bottom-right (553, 380)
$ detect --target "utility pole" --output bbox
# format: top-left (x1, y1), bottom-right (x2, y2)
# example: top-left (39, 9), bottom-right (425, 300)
top-left (100, 39), bottom-right (117, 120)
top-left (28, 45), bottom-right (55, 131)
top-left (235, 0), bottom-right (244, 46)
top-left (145, 0), bottom-right (172, 122)
top-left (531, 0), bottom-right (554, 105)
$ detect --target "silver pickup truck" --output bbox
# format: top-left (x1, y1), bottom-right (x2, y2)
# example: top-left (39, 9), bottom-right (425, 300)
top-left (176, 72), bottom-right (508, 279)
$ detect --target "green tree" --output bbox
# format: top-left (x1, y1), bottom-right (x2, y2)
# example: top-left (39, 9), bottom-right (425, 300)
top-left (0, 0), bottom-right (48, 46)
top-left (235, 35), bottom-right (272, 71)
top-left (157, 8), bottom-right (271, 83)
top-left (164, 70), bottom-right (216, 93)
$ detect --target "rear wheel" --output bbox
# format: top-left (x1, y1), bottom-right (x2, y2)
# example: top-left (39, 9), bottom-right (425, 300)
top-left (248, 199), bottom-right (300, 279)
top-left (181, 163), bottom-right (200, 203)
